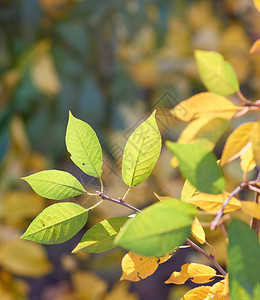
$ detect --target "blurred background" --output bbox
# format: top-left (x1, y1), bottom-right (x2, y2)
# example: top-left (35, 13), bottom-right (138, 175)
top-left (0, 0), bottom-right (259, 299)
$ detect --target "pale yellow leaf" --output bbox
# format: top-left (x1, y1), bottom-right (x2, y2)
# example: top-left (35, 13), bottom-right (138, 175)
top-left (191, 217), bottom-right (206, 244)
top-left (221, 122), bottom-right (254, 166)
top-left (185, 192), bottom-right (241, 213)
top-left (240, 143), bottom-right (256, 172)
top-left (31, 52), bottom-right (61, 95)
top-left (171, 92), bottom-right (240, 122)
top-left (72, 271), bottom-right (108, 300)
top-left (181, 286), bottom-right (211, 300)
top-left (250, 39), bottom-right (260, 54)
top-left (0, 240), bottom-right (52, 277)
top-left (253, 0), bottom-right (260, 12)
top-left (181, 180), bottom-right (197, 201)
top-left (165, 263), bottom-right (219, 284)
top-left (120, 251), bottom-right (158, 282)
top-left (250, 120), bottom-right (260, 166)
top-left (241, 201), bottom-right (260, 219)
top-left (206, 279), bottom-right (229, 300)
top-left (104, 282), bottom-right (138, 300)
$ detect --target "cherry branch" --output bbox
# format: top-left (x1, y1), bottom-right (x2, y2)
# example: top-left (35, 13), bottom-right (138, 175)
top-left (186, 238), bottom-right (227, 276)
top-left (250, 171), bottom-right (260, 235)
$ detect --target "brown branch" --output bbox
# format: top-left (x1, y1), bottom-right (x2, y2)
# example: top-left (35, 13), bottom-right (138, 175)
top-left (210, 183), bottom-right (246, 231)
top-left (250, 171), bottom-right (260, 235)
top-left (186, 238), bottom-right (227, 276)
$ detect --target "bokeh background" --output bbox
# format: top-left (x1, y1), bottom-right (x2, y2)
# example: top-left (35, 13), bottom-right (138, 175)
top-left (0, 0), bottom-right (259, 299)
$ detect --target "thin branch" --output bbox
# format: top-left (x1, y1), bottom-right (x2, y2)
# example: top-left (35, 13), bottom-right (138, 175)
top-left (98, 192), bottom-right (142, 213)
top-left (237, 90), bottom-right (250, 105)
top-left (210, 183), bottom-right (246, 231)
top-left (248, 185), bottom-right (260, 194)
top-left (186, 238), bottom-right (227, 276)
top-left (121, 187), bottom-right (132, 201)
top-left (250, 171), bottom-right (260, 235)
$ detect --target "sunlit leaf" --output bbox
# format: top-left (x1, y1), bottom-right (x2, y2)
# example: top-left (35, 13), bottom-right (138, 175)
top-left (206, 279), bottom-right (229, 300)
top-left (165, 263), bottom-right (221, 284)
top-left (120, 251), bottom-right (159, 282)
top-left (166, 142), bottom-right (225, 194)
top-left (240, 144), bottom-right (256, 173)
top-left (195, 50), bottom-right (239, 95)
top-left (250, 120), bottom-right (260, 167)
top-left (185, 192), bottom-right (241, 212)
top-left (122, 110), bottom-right (161, 187)
top-left (191, 217), bottom-right (205, 244)
top-left (221, 122), bottom-right (254, 166)
top-left (253, 0), bottom-right (260, 12)
top-left (0, 240), bottom-right (52, 277)
top-left (116, 199), bottom-right (197, 256)
top-left (180, 286), bottom-right (211, 300)
top-left (250, 39), bottom-right (260, 54)
top-left (241, 201), bottom-right (260, 219)
top-left (181, 180), bottom-right (197, 201)
top-left (171, 92), bottom-right (239, 122)
top-left (21, 202), bottom-right (88, 244)
top-left (66, 111), bottom-right (103, 178)
top-left (22, 170), bottom-right (86, 200)
top-left (228, 219), bottom-right (260, 296)
top-left (72, 217), bottom-right (128, 253)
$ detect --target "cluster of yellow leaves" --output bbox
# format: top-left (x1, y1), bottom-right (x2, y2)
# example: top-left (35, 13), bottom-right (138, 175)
top-left (165, 263), bottom-right (228, 300)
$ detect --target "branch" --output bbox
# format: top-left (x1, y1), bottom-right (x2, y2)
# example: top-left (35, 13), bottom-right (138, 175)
top-left (210, 183), bottom-right (246, 231)
top-left (250, 171), bottom-right (260, 235)
top-left (98, 192), bottom-right (142, 213)
top-left (186, 238), bottom-right (227, 276)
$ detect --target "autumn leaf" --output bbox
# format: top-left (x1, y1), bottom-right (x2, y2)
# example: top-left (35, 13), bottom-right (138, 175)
top-left (181, 286), bottom-right (211, 300)
top-left (241, 201), bottom-right (260, 219)
top-left (240, 144), bottom-right (256, 173)
top-left (250, 39), bottom-right (260, 54)
top-left (253, 0), bottom-right (260, 12)
top-left (185, 192), bottom-right (241, 213)
top-left (104, 282), bottom-right (138, 300)
top-left (191, 217), bottom-right (206, 244)
top-left (171, 92), bottom-right (240, 122)
top-left (165, 263), bottom-right (223, 284)
top-left (250, 120), bottom-right (260, 167)
top-left (206, 279), bottom-right (229, 300)
top-left (221, 122), bottom-right (254, 166)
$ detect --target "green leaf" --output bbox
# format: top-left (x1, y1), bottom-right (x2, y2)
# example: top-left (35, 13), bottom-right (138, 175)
top-left (122, 110), bottom-right (162, 187)
top-left (66, 111), bottom-right (102, 178)
top-left (115, 199), bottom-right (197, 256)
top-left (22, 170), bottom-right (86, 200)
top-left (166, 142), bottom-right (225, 194)
top-left (228, 219), bottom-right (260, 297)
top-left (72, 216), bottom-right (128, 253)
top-left (21, 202), bottom-right (88, 244)
top-left (195, 50), bottom-right (239, 96)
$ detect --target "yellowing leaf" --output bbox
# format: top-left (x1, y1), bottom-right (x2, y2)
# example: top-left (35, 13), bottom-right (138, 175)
top-left (181, 286), bottom-right (211, 300)
top-left (206, 279), bottom-right (229, 300)
top-left (171, 92), bottom-right (240, 122)
top-left (158, 253), bottom-right (172, 264)
top-left (104, 282), bottom-right (138, 300)
top-left (165, 263), bottom-right (220, 284)
top-left (191, 217), bottom-right (205, 244)
top-left (240, 144), bottom-right (256, 173)
top-left (253, 0), bottom-right (260, 12)
top-left (220, 122), bottom-right (254, 166)
top-left (241, 201), bottom-right (260, 219)
top-left (0, 240), bottom-right (52, 277)
top-left (120, 251), bottom-right (159, 282)
top-left (185, 192), bottom-right (241, 213)
top-left (31, 52), bottom-right (61, 95)
top-left (250, 120), bottom-right (260, 166)
top-left (250, 39), bottom-right (260, 54)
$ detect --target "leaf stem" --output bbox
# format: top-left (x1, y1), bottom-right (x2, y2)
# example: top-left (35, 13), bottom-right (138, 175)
top-left (237, 90), bottom-right (250, 105)
top-left (121, 187), bottom-right (132, 202)
top-left (186, 238), bottom-right (227, 276)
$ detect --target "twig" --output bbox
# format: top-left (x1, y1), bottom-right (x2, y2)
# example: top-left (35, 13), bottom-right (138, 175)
top-left (237, 90), bottom-right (250, 105)
top-left (250, 171), bottom-right (260, 235)
top-left (186, 238), bottom-right (227, 276)
top-left (98, 192), bottom-right (141, 213)
top-left (210, 183), bottom-right (246, 230)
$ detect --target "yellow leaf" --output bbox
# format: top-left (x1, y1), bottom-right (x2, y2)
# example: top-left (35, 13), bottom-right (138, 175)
top-left (253, 0), bottom-right (260, 12)
top-left (120, 251), bottom-right (159, 282)
top-left (250, 39), bottom-right (260, 54)
top-left (241, 201), bottom-right (260, 219)
top-left (72, 271), bottom-right (108, 300)
top-left (206, 279), bottom-right (229, 300)
top-left (171, 92), bottom-right (240, 122)
top-left (158, 253), bottom-right (172, 264)
top-left (0, 240), bottom-right (52, 277)
top-left (181, 286), bottom-right (211, 299)
top-left (191, 217), bottom-right (205, 244)
top-left (165, 263), bottom-right (219, 284)
top-left (250, 120), bottom-right (260, 166)
top-left (240, 143), bottom-right (256, 173)
top-left (221, 122), bottom-right (254, 166)
top-left (185, 192), bottom-right (241, 213)
top-left (30, 52), bottom-right (61, 95)
top-left (104, 282), bottom-right (138, 300)
top-left (181, 180), bottom-right (197, 201)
